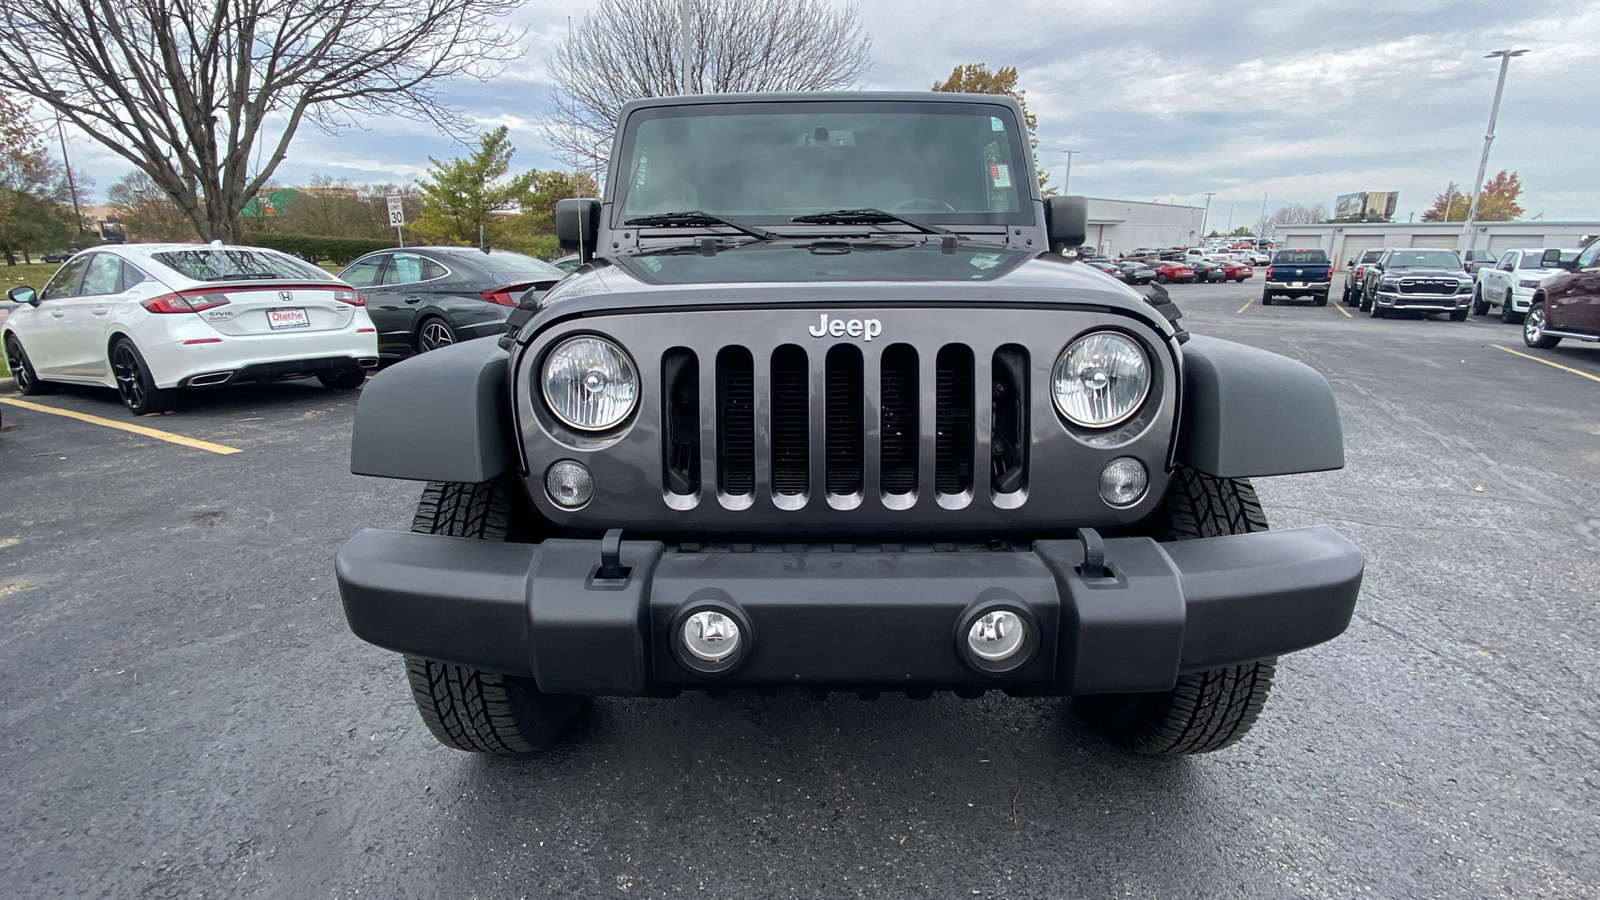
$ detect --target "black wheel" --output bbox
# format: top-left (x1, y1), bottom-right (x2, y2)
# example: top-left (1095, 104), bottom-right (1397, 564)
top-left (1075, 468), bottom-right (1276, 755)
top-left (110, 338), bottom-right (177, 415)
top-left (4, 333), bottom-right (56, 395)
top-left (318, 369), bottom-right (366, 390)
top-left (1358, 292), bottom-right (1371, 312)
top-left (1259, 291), bottom-right (1271, 306)
top-left (1449, 307), bottom-right (1468, 322)
top-left (404, 477), bottom-right (583, 754)
top-left (1368, 301), bottom-right (1385, 319)
top-left (1314, 291), bottom-right (1328, 307)
top-left (416, 317), bottom-right (456, 353)
top-left (1523, 302), bottom-right (1560, 349)
top-left (1155, 273), bottom-right (1169, 284)
top-left (1499, 291), bottom-right (1520, 324)
top-left (1472, 285), bottom-right (1490, 316)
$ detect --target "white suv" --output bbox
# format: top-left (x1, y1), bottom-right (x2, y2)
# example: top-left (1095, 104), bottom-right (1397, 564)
top-left (1473, 248), bottom-right (1576, 324)
top-left (2, 242), bottom-right (379, 415)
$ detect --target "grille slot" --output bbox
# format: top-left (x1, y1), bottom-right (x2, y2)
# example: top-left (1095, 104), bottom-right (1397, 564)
top-left (825, 344), bottom-right (864, 496)
top-left (716, 347), bottom-right (754, 496)
top-left (991, 345), bottom-right (1028, 495)
top-left (879, 344), bottom-right (919, 496)
top-left (770, 345), bottom-right (809, 496)
top-left (661, 348), bottom-right (700, 495)
top-left (935, 344), bottom-right (975, 496)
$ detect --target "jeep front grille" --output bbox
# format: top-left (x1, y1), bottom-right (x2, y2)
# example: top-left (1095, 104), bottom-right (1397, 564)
top-left (664, 341), bottom-right (1025, 509)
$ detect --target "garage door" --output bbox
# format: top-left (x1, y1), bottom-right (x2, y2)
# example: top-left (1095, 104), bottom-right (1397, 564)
top-left (1409, 235), bottom-right (1460, 249)
top-left (1277, 233), bottom-right (1322, 250)
top-left (1488, 234), bottom-right (1544, 254)
top-left (1338, 235), bottom-right (1385, 265)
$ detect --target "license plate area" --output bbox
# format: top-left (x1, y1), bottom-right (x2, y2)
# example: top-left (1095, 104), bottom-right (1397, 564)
top-left (267, 308), bottom-right (309, 330)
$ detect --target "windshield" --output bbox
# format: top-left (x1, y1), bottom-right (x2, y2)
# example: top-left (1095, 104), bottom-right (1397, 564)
top-left (1386, 250), bottom-right (1460, 268)
top-left (438, 249), bottom-right (564, 277)
top-left (614, 101), bottom-right (1033, 226)
top-left (1273, 249), bottom-right (1328, 263)
top-left (152, 248), bottom-right (333, 282)
top-left (1360, 250), bottom-right (1384, 262)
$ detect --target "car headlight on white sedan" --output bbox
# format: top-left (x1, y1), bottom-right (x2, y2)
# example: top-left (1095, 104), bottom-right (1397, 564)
top-left (542, 336), bottom-right (639, 431)
top-left (1052, 331), bottom-right (1150, 428)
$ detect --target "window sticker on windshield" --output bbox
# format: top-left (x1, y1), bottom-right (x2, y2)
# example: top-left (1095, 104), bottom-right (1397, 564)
top-left (640, 256), bottom-right (662, 272)
top-left (970, 253), bottom-right (1001, 270)
top-left (632, 156), bottom-right (649, 189)
top-left (989, 163), bottom-right (1011, 187)
top-left (991, 116), bottom-right (1005, 131)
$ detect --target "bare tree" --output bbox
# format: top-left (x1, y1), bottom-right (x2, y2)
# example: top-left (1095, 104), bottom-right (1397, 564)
top-left (1255, 202), bottom-right (1330, 237)
top-left (0, 0), bottom-right (523, 242)
top-left (546, 0), bottom-right (872, 173)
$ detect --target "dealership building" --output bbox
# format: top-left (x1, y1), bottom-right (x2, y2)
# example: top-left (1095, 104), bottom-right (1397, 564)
top-left (1273, 220), bottom-right (1599, 268)
top-left (1080, 198), bottom-right (1208, 257)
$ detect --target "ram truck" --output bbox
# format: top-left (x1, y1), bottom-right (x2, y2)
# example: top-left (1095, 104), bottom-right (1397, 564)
top-left (1262, 249), bottom-right (1333, 305)
top-left (335, 92), bottom-right (1363, 758)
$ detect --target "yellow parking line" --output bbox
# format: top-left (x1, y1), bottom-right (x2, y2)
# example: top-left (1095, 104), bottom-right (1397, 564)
top-left (1332, 303), bottom-right (1352, 318)
top-left (1236, 299), bottom-right (1253, 314)
top-left (0, 397), bottom-right (242, 454)
top-left (1491, 344), bottom-right (1600, 384)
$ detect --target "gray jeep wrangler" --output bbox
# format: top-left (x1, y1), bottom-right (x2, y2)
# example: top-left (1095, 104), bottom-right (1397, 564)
top-left (335, 92), bottom-right (1363, 757)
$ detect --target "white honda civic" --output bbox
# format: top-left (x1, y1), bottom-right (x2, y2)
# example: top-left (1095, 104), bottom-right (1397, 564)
top-left (2, 242), bottom-right (379, 415)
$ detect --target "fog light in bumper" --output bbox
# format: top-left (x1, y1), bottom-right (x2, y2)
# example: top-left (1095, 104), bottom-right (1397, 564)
top-left (545, 460), bottom-right (594, 509)
top-left (1099, 457), bottom-right (1148, 507)
top-left (683, 610), bottom-right (740, 662)
top-left (967, 611), bottom-right (1024, 662)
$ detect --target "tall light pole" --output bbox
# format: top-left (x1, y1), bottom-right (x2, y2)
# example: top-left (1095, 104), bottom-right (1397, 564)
top-left (680, 0), bottom-right (693, 94)
top-left (1462, 49), bottom-right (1529, 252)
top-left (1200, 191), bottom-right (1215, 242)
top-left (1056, 149), bottom-right (1079, 195)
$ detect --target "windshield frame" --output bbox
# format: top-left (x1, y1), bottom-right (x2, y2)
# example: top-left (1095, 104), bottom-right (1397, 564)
top-left (609, 99), bottom-right (1038, 230)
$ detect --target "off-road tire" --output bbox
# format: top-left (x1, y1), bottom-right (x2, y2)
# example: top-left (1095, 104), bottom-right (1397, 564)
top-left (4, 334), bottom-right (56, 395)
top-left (403, 477), bottom-right (583, 754)
top-left (1075, 467), bottom-right (1276, 755)
top-left (318, 369), bottom-right (367, 390)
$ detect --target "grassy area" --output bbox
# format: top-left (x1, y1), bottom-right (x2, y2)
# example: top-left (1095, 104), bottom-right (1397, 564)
top-left (3, 262), bottom-right (64, 291)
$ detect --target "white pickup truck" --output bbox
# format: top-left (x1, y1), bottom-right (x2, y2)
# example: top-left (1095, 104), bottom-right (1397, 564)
top-left (1474, 248), bottom-right (1575, 324)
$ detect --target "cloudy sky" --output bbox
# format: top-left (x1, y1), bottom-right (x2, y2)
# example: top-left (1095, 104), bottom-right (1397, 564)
top-left (59, 0), bottom-right (1600, 223)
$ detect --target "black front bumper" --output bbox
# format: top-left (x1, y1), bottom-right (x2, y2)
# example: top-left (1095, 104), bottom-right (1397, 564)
top-left (336, 527), bottom-right (1363, 696)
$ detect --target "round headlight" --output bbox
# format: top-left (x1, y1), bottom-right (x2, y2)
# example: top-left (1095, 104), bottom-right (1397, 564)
top-left (1052, 332), bottom-right (1150, 428)
top-left (542, 336), bottom-right (638, 431)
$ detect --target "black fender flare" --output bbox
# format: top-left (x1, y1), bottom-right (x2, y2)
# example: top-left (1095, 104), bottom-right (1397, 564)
top-left (350, 338), bottom-right (513, 483)
top-left (1176, 335), bottom-right (1345, 478)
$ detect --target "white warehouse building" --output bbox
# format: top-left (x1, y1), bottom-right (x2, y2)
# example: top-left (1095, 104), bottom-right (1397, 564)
top-left (1081, 198), bottom-right (1208, 257)
top-left (1273, 221), bottom-right (1599, 269)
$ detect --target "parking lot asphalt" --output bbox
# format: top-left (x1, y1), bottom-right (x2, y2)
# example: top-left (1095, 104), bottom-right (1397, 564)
top-left (2, 281), bottom-right (1597, 899)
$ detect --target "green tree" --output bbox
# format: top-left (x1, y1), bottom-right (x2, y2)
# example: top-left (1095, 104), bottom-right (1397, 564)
top-left (1421, 181), bottom-right (1470, 222)
top-left (517, 169), bottom-right (601, 235)
top-left (414, 126), bottom-right (536, 247)
top-left (931, 63), bottom-right (1051, 193)
top-left (0, 92), bottom-right (75, 264)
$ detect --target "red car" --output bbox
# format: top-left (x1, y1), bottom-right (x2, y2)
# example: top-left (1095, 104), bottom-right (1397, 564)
top-left (1148, 262), bottom-right (1195, 284)
top-left (1524, 243), bottom-right (1600, 349)
top-left (1218, 260), bottom-right (1254, 282)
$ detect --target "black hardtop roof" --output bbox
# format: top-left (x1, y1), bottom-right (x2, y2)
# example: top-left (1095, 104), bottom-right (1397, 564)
top-left (617, 91), bottom-right (1027, 118)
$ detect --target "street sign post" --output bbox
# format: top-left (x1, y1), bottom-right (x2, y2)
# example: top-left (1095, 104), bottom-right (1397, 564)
top-left (387, 196), bottom-right (405, 247)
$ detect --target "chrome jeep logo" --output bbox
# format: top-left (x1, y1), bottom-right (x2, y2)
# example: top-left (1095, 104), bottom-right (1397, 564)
top-left (807, 314), bottom-right (882, 341)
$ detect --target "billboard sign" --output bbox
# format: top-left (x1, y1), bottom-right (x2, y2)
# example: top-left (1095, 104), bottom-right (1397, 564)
top-left (1333, 191), bottom-right (1398, 222)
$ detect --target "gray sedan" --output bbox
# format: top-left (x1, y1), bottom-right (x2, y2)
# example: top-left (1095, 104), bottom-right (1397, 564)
top-left (338, 247), bottom-right (564, 359)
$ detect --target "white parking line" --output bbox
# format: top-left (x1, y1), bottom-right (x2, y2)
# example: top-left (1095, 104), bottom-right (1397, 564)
top-left (0, 397), bottom-right (242, 454)
top-left (1492, 344), bottom-right (1600, 384)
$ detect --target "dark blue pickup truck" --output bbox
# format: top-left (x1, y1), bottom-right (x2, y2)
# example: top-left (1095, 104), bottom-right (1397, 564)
top-left (1262, 248), bottom-right (1333, 306)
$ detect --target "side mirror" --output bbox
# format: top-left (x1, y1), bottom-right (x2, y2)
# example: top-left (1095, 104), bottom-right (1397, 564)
top-left (1540, 248), bottom-right (1568, 270)
top-left (7, 285), bottom-right (38, 306)
top-left (555, 198), bottom-right (602, 262)
top-left (1044, 195), bottom-right (1088, 252)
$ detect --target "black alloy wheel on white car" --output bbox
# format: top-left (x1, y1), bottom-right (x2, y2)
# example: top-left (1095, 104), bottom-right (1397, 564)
top-left (1472, 285), bottom-right (1490, 316)
top-left (110, 338), bottom-right (177, 416)
top-left (417, 318), bottom-right (456, 353)
top-left (1500, 290), bottom-right (1520, 324)
top-left (4, 334), bottom-right (55, 396)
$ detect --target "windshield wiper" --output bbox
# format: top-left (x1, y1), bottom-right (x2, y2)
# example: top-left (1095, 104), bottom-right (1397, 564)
top-left (623, 211), bottom-right (777, 242)
top-left (790, 208), bottom-right (952, 235)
